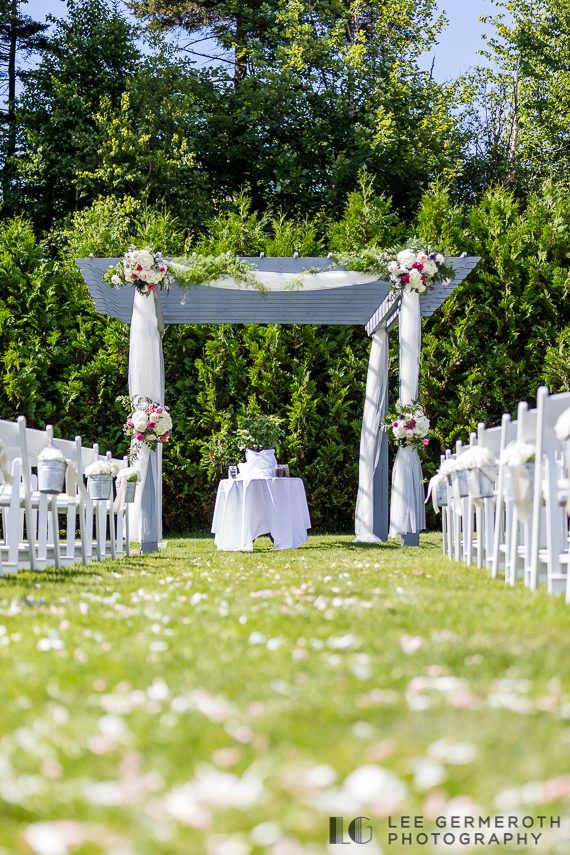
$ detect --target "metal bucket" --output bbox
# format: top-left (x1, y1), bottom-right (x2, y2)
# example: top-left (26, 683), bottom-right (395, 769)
top-left (472, 467), bottom-right (496, 499)
top-left (87, 474), bottom-right (113, 500)
top-left (37, 460), bottom-right (66, 494)
top-left (456, 469), bottom-right (470, 497)
top-left (123, 481), bottom-right (136, 503)
top-left (504, 463), bottom-right (535, 501)
top-left (437, 482), bottom-right (448, 506)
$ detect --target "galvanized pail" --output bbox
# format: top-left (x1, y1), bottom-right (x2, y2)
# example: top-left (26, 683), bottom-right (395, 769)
top-left (87, 474), bottom-right (113, 500)
top-left (124, 481), bottom-right (136, 503)
top-left (37, 460), bottom-right (66, 494)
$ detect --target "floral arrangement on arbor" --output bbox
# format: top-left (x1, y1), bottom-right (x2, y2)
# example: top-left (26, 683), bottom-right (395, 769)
top-left (387, 249), bottom-right (446, 294)
top-left (335, 244), bottom-right (454, 297)
top-left (104, 247), bottom-right (267, 295)
top-left (105, 246), bottom-right (171, 296)
top-left (383, 401), bottom-right (432, 449)
top-left (119, 395), bottom-right (172, 461)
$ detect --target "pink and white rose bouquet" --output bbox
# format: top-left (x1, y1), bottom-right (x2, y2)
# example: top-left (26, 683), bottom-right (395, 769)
top-left (120, 396), bottom-right (173, 461)
top-left (384, 401), bottom-right (433, 450)
top-left (387, 249), bottom-right (447, 294)
top-left (105, 246), bottom-right (172, 296)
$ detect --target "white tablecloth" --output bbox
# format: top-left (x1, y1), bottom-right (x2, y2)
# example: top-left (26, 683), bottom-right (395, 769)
top-left (212, 477), bottom-right (311, 551)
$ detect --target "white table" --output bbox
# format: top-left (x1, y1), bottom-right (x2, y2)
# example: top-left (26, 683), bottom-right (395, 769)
top-left (212, 477), bottom-right (311, 551)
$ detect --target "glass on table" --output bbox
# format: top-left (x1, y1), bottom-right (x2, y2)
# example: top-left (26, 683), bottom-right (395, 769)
top-left (282, 464), bottom-right (290, 478)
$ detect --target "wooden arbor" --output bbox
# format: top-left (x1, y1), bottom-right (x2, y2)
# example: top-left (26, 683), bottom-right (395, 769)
top-left (77, 255), bottom-right (480, 546)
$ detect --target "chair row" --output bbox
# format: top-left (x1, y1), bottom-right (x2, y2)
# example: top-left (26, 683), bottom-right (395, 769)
top-left (434, 387), bottom-right (570, 601)
top-left (0, 416), bottom-right (133, 575)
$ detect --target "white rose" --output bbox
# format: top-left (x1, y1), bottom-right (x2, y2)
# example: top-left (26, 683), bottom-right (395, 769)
top-left (397, 249), bottom-right (416, 269)
top-left (132, 411), bottom-right (149, 432)
top-left (423, 260), bottom-right (438, 276)
top-left (436, 253), bottom-right (445, 263)
top-left (137, 250), bottom-right (154, 269)
top-left (387, 260), bottom-right (399, 274)
top-left (414, 416), bottom-right (430, 437)
top-left (408, 268), bottom-right (423, 289)
top-left (154, 412), bottom-right (173, 436)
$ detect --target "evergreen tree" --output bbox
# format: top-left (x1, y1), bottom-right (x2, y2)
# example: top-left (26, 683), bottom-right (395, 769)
top-left (13, 0), bottom-right (140, 228)
top-left (0, 0), bottom-right (47, 205)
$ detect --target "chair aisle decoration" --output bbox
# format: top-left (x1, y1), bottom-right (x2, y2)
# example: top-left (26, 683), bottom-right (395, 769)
top-left (430, 385), bottom-right (570, 604)
top-left (0, 416), bottom-right (137, 575)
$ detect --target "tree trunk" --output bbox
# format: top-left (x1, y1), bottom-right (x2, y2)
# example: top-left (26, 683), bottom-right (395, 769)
top-left (233, 17), bottom-right (247, 91)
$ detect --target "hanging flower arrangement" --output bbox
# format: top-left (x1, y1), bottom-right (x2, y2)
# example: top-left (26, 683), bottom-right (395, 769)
top-left (383, 401), bottom-right (433, 450)
top-left (119, 396), bottom-right (172, 461)
top-left (387, 249), bottom-right (446, 294)
top-left (334, 244), bottom-right (454, 297)
top-left (104, 247), bottom-right (172, 296)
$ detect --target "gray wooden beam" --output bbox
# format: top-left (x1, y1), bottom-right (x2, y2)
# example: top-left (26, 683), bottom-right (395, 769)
top-left (76, 256), bottom-right (480, 329)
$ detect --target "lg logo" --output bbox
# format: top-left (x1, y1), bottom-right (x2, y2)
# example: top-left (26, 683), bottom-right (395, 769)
top-left (329, 817), bottom-right (373, 844)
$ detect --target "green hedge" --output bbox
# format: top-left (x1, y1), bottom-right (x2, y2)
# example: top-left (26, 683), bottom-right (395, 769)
top-left (1, 180), bottom-right (569, 532)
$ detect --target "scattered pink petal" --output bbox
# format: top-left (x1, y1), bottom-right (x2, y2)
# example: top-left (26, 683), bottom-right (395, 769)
top-left (446, 691), bottom-right (480, 710)
top-left (400, 634), bottom-right (424, 654)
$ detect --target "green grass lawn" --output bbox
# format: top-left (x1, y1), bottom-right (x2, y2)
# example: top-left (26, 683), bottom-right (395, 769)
top-left (1, 532), bottom-right (570, 855)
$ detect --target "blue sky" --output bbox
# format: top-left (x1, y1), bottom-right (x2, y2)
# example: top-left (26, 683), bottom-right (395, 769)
top-left (21, 0), bottom-right (497, 82)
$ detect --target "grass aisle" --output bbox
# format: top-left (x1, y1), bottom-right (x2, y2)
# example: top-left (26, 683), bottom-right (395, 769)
top-left (0, 533), bottom-right (569, 855)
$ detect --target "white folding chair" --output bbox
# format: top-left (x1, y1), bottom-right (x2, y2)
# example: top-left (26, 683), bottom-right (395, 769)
top-left (529, 387), bottom-right (570, 596)
top-left (491, 414), bottom-right (518, 578)
top-left (475, 422), bottom-right (502, 571)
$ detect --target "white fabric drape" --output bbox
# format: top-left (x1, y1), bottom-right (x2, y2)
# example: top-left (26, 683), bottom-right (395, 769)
top-left (128, 290), bottom-right (165, 550)
top-left (354, 326), bottom-right (389, 542)
top-left (389, 288), bottom-right (426, 538)
top-left (169, 266), bottom-right (382, 292)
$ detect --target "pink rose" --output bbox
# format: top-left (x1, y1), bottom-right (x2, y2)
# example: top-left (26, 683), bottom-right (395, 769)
top-left (136, 432), bottom-right (145, 441)
top-left (148, 422), bottom-right (155, 429)
top-left (131, 273), bottom-right (139, 280)
top-left (127, 419), bottom-right (134, 427)
top-left (422, 439), bottom-right (429, 445)
top-left (139, 269), bottom-right (151, 282)
top-left (111, 274), bottom-right (121, 285)
top-left (156, 407), bottom-right (163, 414)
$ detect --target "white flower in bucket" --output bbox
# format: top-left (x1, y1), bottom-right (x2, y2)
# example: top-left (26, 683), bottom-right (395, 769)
top-left (85, 460), bottom-right (119, 501)
top-left (499, 441), bottom-right (536, 466)
top-left (37, 444), bottom-right (67, 495)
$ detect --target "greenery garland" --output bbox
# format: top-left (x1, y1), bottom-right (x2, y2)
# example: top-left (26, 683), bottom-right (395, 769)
top-left (103, 242), bottom-right (454, 299)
